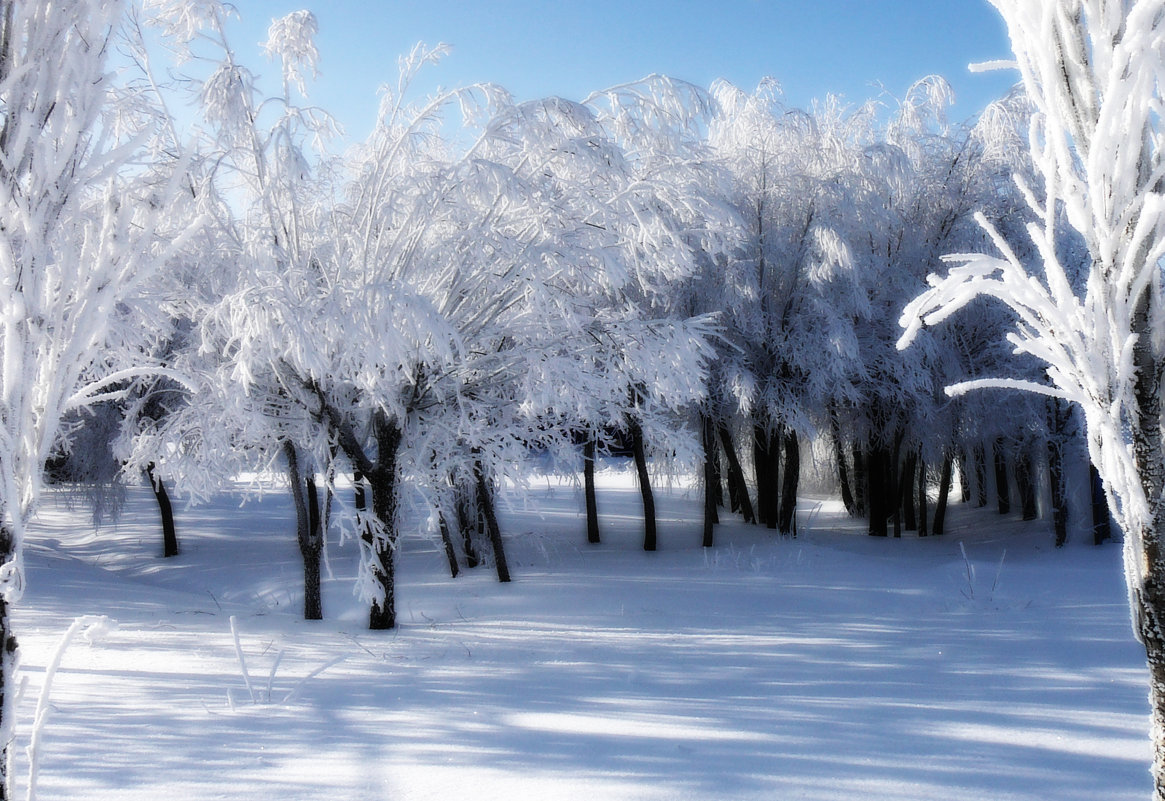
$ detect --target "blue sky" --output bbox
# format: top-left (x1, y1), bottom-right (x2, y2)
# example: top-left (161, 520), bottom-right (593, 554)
top-left (226, 0), bottom-right (1017, 142)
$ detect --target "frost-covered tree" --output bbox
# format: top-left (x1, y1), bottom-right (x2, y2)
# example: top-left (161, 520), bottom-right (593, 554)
top-left (0, 0), bottom-right (196, 793)
top-left (898, 1), bottom-right (1165, 794)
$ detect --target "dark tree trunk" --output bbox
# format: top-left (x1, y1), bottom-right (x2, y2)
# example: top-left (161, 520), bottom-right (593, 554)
top-left (1090, 464), bottom-right (1112, 545)
top-left (353, 468), bottom-right (366, 512)
top-left (777, 429), bottom-right (799, 535)
top-left (718, 425), bottom-right (755, 524)
top-left (365, 417), bottom-right (402, 631)
top-left (917, 458), bottom-right (928, 537)
top-left (853, 445), bottom-right (867, 517)
top-left (1047, 400), bottom-right (1071, 547)
top-left (1128, 292), bottom-right (1165, 801)
top-left (932, 452), bottom-right (953, 536)
top-left (832, 412), bottom-right (856, 517)
top-left (891, 435), bottom-right (904, 538)
top-left (145, 462), bottom-right (178, 558)
top-left (753, 421), bottom-right (780, 529)
top-left (837, 446), bottom-right (856, 517)
top-left (867, 445), bottom-right (888, 537)
top-left (583, 436), bottom-right (600, 544)
top-left (0, 586), bottom-right (14, 801)
top-left (901, 451), bottom-right (918, 532)
top-left (973, 443), bottom-right (988, 507)
top-left (1016, 448), bottom-right (1038, 521)
top-left (436, 508), bottom-right (460, 578)
top-left (473, 459), bottom-right (511, 583)
top-left (708, 421), bottom-right (724, 512)
top-left (701, 414), bottom-right (717, 547)
top-left (283, 442), bottom-right (323, 621)
top-left (993, 437), bottom-right (1011, 515)
top-left (629, 417), bottom-right (658, 551)
top-left (1049, 437), bottom-right (1068, 547)
top-left (457, 480), bottom-right (481, 568)
top-left (957, 447), bottom-right (971, 503)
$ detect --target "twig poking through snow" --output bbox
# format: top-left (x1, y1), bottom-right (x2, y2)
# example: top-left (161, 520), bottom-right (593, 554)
top-left (959, 542), bottom-right (976, 600)
top-left (229, 616), bottom-right (257, 703)
top-left (26, 616), bottom-right (114, 801)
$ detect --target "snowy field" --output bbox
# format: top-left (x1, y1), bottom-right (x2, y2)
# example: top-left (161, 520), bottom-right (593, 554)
top-left (14, 464), bottom-right (1150, 800)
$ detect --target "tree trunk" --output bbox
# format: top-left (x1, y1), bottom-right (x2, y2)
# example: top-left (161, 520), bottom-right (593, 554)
top-left (145, 462), bottom-right (178, 558)
top-left (973, 442), bottom-right (988, 507)
top-left (366, 418), bottom-right (402, 631)
top-left (1130, 292), bottom-right (1165, 801)
top-left (917, 457), bottom-right (928, 537)
top-left (1047, 400), bottom-right (1071, 547)
top-left (831, 410), bottom-right (856, 516)
top-left (901, 451), bottom-right (918, 532)
top-left (718, 424), bottom-right (755, 524)
top-left (853, 446), bottom-right (867, 517)
top-left (957, 447), bottom-right (971, 503)
top-left (0, 587), bottom-right (14, 801)
top-left (1016, 448), bottom-right (1038, 521)
top-left (891, 435), bottom-right (904, 538)
top-left (436, 508), bottom-right (460, 578)
top-left (708, 420), bottom-right (724, 512)
top-left (353, 468), bottom-right (366, 512)
top-left (838, 430), bottom-right (857, 519)
top-left (932, 452), bottom-right (953, 536)
top-left (702, 414), bottom-right (717, 547)
top-left (457, 480), bottom-right (481, 568)
top-left (473, 459), bottom-right (511, 583)
top-left (777, 429), bottom-right (799, 535)
top-left (867, 445), bottom-right (888, 537)
top-left (283, 442), bottom-right (323, 621)
top-left (583, 436), bottom-right (600, 544)
top-left (1090, 464), bottom-right (1112, 545)
top-left (993, 437), bottom-right (1011, 515)
top-left (753, 421), bottom-right (780, 529)
top-left (629, 417), bottom-right (658, 551)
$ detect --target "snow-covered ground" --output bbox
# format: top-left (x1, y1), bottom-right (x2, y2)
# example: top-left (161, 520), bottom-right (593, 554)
top-left (15, 464), bottom-right (1150, 800)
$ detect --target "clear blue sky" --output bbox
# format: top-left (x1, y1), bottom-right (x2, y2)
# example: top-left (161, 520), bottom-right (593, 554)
top-left (226, 0), bottom-right (1017, 142)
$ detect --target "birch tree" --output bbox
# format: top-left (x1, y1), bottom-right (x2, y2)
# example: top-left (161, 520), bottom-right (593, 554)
top-left (898, 2), bottom-right (1165, 795)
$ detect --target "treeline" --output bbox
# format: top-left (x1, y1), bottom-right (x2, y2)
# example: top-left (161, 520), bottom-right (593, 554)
top-left (37, 6), bottom-right (1097, 634)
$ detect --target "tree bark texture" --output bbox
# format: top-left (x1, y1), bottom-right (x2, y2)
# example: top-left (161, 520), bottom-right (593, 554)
top-left (917, 458), bottom-right (928, 537)
top-left (145, 462), bottom-right (178, 558)
top-left (973, 443), bottom-right (988, 507)
top-left (718, 425), bottom-right (755, 524)
top-left (366, 417), bottom-right (402, 630)
top-left (957, 447), bottom-right (971, 503)
top-left (283, 442), bottom-right (323, 621)
top-left (777, 429), bottom-right (799, 535)
top-left (584, 436), bottom-right (600, 544)
top-left (1016, 448), bottom-right (1038, 521)
top-left (1130, 292), bottom-right (1165, 801)
top-left (457, 480), bottom-right (482, 568)
top-left (0, 524), bottom-right (16, 801)
top-left (753, 421), bottom-right (780, 530)
top-left (853, 446), bottom-right (867, 518)
top-left (702, 414), bottom-right (717, 547)
top-left (1091, 464), bottom-right (1112, 546)
top-left (867, 445), bottom-right (888, 537)
top-left (1047, 400), bottom-right (1072, 547)
top-left (993, 437), bottom-right (1011, 515)
top-left (901, 451), bottom-right (918, 532)
top-left (474, 459), bottom-right (511, 583)
top-left (933, 453), bottom-right (953, 536)
top-left (629, 417), bottom-right (658, 551)
top-left (436, 508), bottom-right (460, 578)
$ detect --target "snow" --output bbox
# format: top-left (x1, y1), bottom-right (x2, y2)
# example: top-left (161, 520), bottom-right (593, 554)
top-left (15, 464), bottom-right (1149, 800)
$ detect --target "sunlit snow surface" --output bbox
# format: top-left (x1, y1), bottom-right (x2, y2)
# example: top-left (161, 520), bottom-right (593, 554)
top-left (17, 464), bottom-right (1149, 800)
